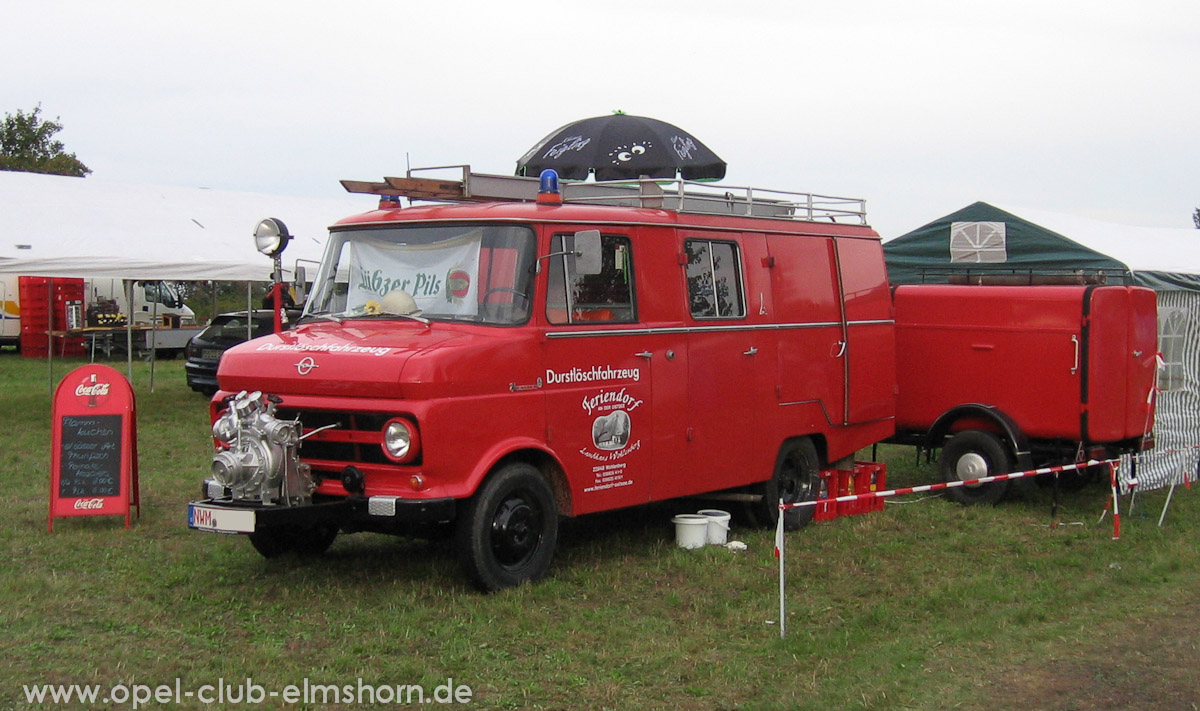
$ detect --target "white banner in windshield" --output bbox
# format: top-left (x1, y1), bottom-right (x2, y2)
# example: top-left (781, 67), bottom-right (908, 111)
top-left (347, 232), bottom-right (482, 316)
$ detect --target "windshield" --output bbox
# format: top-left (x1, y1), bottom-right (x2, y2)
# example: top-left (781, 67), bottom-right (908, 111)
top-left (139, 281), bottom-right (184, 309)
top-left (304, 224), bottom-right (537, 326)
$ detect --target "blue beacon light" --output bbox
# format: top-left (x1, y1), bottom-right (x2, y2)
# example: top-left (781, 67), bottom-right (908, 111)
top-left (537, 169), bottom-right (562, 204)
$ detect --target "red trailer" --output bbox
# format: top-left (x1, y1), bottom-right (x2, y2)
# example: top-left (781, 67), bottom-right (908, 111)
top-left (891, 284), bottom-right (1158, 504)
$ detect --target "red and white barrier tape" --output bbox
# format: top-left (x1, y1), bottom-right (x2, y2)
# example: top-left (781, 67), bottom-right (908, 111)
top-left (779, 457), bottom-right (1116, 511)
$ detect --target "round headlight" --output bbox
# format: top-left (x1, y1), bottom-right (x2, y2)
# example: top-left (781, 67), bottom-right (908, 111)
top-left (254, 217), bottom-right (292, 257)
top-left (382, 418), bottom-right (420, 463)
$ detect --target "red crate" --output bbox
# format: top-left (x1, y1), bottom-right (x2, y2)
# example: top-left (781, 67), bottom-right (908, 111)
top-left (833, 468), bottom-right (862, 516)
top-left (813, 469), bottom-right (838, 521)
top-left (865, 462), bottom-right (887, 512)
top-left (847, 461), bottom-right (887, 514)
top-left (20, 342), bottom-right (49, 359)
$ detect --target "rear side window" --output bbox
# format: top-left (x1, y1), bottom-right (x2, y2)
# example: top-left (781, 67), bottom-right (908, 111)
top-left (685, 239), bottom-right (745, 318)
top-left (204, 315), bottom-right (272, 340)
top-left (546, 234), bottom-right (636, 324)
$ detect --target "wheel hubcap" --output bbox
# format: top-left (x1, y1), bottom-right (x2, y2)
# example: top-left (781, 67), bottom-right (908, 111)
top-left (491, 493), bottom-right (542, 568)
top-left (955, 452), bottom-right (990, 487)
top-left (779, 453), bottom-right (812, 503)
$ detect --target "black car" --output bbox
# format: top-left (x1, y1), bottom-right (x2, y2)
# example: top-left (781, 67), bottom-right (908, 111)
top-left (185, 310), bottom-right (298, 396)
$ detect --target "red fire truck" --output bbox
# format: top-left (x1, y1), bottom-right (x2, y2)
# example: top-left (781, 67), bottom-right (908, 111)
top-left (187, 167), bottom-right (1156, 591)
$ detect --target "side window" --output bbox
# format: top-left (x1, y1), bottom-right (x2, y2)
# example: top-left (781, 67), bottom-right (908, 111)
top-left (1159, 306), bottom-right (1190, 391)
top-left (546, 233), bottom-right (636, 324)
top-left (685, 239), bottom-right (745, 318)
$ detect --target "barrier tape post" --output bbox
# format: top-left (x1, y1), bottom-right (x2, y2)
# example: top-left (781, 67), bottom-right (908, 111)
top-left (1109, 461), bottom-right (1121, 540)
top-left (776, 499), bottom-right (786, 640)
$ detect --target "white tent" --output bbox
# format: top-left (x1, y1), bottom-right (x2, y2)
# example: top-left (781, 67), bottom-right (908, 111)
top-left (0, 171), bottom-right (372, 280)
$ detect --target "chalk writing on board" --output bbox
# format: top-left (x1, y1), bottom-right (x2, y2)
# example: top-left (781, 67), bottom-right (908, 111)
top-left (58, 414), bottom-right (122, 498)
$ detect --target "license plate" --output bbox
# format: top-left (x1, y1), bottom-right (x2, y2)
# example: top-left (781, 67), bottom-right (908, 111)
top-left (188, 503), bottom-right (255, 533)
top-left (201, 349), bottom-right (223, 360)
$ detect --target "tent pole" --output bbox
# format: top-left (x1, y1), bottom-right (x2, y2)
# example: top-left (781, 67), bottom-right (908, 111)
top-left (1159, 480), bottom-right (1177, 527)
top-left (149, 283), bottom-right (158, 393)
top-left (125, 280), bottom-right (134, 385)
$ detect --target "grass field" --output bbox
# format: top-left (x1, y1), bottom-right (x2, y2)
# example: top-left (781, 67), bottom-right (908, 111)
top-left (2, 352), bottom-right (1199, 710)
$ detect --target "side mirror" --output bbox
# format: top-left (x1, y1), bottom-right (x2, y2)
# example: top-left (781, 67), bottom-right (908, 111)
top-left (292, 265), bottom-right (308, 304)
top-left (573, 229), bottom-right (602, 276)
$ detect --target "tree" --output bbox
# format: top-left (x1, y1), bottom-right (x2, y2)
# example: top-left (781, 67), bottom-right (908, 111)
top-left (0, 105), bottom-right (91, 177)
top-left (1193, 208), bottom-right (1199, 229)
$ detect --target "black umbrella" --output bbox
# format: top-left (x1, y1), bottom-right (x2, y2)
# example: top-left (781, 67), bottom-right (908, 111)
top-left (516, 113), bottom-right (726, 182)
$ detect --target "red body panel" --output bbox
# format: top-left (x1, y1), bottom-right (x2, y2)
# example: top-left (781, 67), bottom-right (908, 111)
top-left (893, 284), bottom-right (1157, 444)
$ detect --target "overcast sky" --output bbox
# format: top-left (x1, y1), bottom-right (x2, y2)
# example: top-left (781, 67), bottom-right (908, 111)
top-left (4, 1), bottom-right (1197, 239)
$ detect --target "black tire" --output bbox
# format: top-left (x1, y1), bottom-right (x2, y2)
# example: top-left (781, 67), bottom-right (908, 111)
top-left (248, 528), bottom-right (294, 558)
top-left (456, 463), bottom-right (558, 592)
top-left (248, 523), bottom-right (339, 558)
top-left (291, 523), bottom-right (339, 556)
top-left (747, 438), bottom-right (821, 531)
top-left (941, 430), bottom-right (1012, 506)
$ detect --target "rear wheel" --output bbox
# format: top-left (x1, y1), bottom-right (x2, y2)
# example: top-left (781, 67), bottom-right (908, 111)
top-left (746, 438), bottom-right (821, 531)
top-left (941, 430), bottom-right (1011, 506)
top-left (456, 463), bottom-right (558, 592)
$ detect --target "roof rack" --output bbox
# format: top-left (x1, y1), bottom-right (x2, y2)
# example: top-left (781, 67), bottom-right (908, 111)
top-left (341, 165), bottom-right (867, 225)
top-left (910, 267), bottom-right (1129, 286)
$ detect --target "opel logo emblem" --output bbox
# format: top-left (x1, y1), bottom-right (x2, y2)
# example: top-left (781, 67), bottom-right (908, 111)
top-left (295, 356), bottom-right (319, 376)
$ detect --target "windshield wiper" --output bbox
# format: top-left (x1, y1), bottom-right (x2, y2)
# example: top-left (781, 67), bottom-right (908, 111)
top-left (297, 313), bottom-right (344, 324)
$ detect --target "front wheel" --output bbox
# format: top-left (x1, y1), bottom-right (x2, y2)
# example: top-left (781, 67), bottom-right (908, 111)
top-left (940, 430), bottom-right (1012, 506)
top-left (746, 438), bottom-right (821, 531)
top-left (248, 523), bottom-right (339, 558)
top-left (456, 463), bottom-right (558, 592)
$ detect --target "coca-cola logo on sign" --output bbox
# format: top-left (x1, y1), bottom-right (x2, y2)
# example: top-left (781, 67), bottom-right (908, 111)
top-left (73, 498), bottom-right (105, 510)
top-left (74, 374), bottom-right (110, 407)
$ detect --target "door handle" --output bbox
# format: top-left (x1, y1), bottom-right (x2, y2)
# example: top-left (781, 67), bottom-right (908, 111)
top-left (743, 347), bottom-right (758, 356)
top-left (1071, 335), bottom-right (1080, 375)
top-left (833, 341), bottom-right (846, 358)
top-left (635, 351), bottom-right (653, 360)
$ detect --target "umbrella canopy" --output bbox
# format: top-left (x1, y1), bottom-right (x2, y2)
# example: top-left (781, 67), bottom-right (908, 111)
top-left (516, 114), bottom-right (726, 181)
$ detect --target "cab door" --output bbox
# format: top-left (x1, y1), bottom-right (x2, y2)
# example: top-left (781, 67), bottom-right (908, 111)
top-left (541, 228), bottom-right (655, 515)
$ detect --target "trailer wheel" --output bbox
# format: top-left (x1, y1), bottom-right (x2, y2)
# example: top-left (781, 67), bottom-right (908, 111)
top-left (747, 438), bottom-right (820, 531)
top-left (456, 463), bottom-right (558, 592)
top-left (941, 430), bottom-right (1012, 506)
top-left (248, 523), bottom-right (339, 558)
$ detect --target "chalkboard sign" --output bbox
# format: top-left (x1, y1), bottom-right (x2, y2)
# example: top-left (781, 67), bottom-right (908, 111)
top-left (58, 415), bottom-right (122, 498)
top-left (50, 365), bottom-right (140, 530)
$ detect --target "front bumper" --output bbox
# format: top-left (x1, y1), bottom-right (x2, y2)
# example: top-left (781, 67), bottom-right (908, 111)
top-left (188, 482), bottom-right (456, 536)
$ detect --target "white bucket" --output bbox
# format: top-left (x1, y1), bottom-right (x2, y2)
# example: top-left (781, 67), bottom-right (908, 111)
top-left (671, 514), bottom-right (710, 549)
top-left (697, 509), bottom-right (731, 545)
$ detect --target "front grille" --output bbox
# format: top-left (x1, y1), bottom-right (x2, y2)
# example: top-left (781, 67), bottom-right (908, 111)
top-left (275, 408), bottom-right (397, 470)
